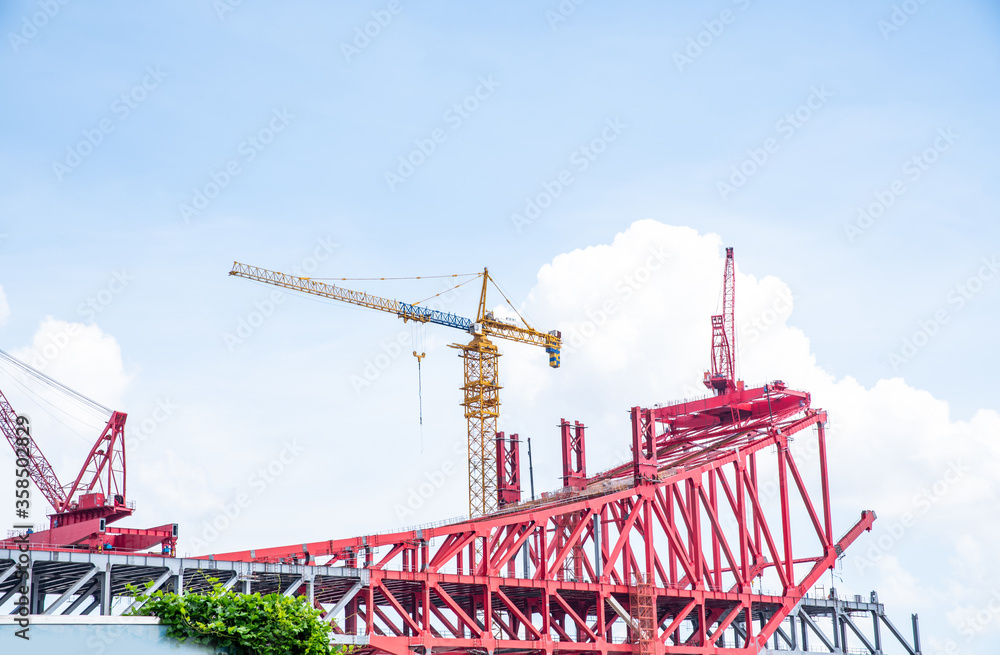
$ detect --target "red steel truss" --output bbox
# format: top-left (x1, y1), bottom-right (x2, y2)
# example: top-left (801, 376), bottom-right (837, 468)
top-left (209, 381), bottom-right (874, 655)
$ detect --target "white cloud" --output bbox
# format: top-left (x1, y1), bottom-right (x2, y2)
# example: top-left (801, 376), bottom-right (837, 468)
top-left (0, 284), bottom-right (9, 325)
top-left (11, 316), bottom-right (131, 408)
top-left (503, 220), bottom-right (1000, 648)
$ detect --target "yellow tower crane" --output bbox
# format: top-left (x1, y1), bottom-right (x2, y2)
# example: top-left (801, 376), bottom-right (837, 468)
top-left (229, 263), bottom-right (561, 517)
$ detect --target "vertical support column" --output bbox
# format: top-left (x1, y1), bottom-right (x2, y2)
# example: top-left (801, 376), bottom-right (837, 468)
top-left (800, 612), bottom-right (809, 652)
top-left (777, 439), bottom-right (794, 588)
top-left (622, 500), bottom-right (632, 584)
top-left (496, 432), bottom-right (521, 507)
top-left (696, 600), bottom-right (706, 647)
top-left (789, 610), bottom-right (798, 650)
top-left (177, 565), bottom-right (185, 596)
top-left (365, 584), bottom-right (374, 636)
top-left (101, 565), bottom-right (112, 616)
top-left (642, 497), bottom-right (654, 583)
top-left (483, 583), bottom-right (493, 637)
top-left (736, 459), bottom-right (748, 588)
top-left (601, 506), bottom-right (610, 583)
top-left (872, 591), bottom-right (883, 652)
top-left (709, 469), bottom-right (721, 590)
top-left (456, 335), bottom-right (501, 518)
top-left (912, 613), bottom-right (922, 654)
top-left (560, 419), bottom-right (588, 489)
top-left (749, 452), bottom-right (762, 555)
top-left (687, 479), bottom-right (702, 586)
top-left (631, 408), bottom-right (657, 484)
top-left (29, 564), bottom-right (43, 614)
top-left (817, 419), bottom-right (834, 546)
top-left (541, 587), bottom-right (550, 640)
top-left (596, 588), bottom-right (606, 642)
top-left (346, 597), bottom-right (357, 634)
top-left (593, 513), bottom-right (602, 580)
top-left (832, 600), bottom-right (842, 651)
top-left (665, 487), bottom-right (677, 584)
top-left (422, 585), bottom-right (431, 633)
top-left (536, 521), bottom-right (548, 581)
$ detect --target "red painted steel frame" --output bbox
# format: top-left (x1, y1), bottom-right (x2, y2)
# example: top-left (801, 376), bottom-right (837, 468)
top-left (209, 383), bottom-right (874, 655)
top-left (0, 386), bottom-right (177, 555)
top-left (561, 420), bottom-right (587, 490)
top-left (704, 247), bottom-right (737, 396)
top-left (497, 432), bottom-right (522, 508)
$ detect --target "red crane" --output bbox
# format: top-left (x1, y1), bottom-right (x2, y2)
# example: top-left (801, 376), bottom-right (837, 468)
top-left (704, 247), bottom-right (738, 396)
top-left (0, 348), bottom-right (176, 554)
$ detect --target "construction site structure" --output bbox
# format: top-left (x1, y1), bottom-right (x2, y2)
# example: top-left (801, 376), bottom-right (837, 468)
top-left (0, 349), bottom-right (176, 555)
top-left (228, 263), bottom-right (562, 518)
top-left (0, 247), bottom-right (924, 655)
top-left (0, 548), bottom-right (922, 655)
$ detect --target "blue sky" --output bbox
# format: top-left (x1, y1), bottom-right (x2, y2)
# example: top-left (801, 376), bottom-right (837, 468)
top-left (1, 1), bottom-right (998, 652)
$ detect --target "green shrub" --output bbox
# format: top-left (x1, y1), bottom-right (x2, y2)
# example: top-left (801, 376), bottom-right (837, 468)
top-left (126, 577), bottom-right (341, 655)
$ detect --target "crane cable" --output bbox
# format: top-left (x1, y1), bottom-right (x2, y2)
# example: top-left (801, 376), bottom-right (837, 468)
top-left (307, 273), bottom-right (479, 281)
top-left (488, 276), bottom-right (537, 331)
top-left (411, 321), bottom-right (426, 455)
top-left (0, 348), bottom-right (112, 417)
top-left (0, 367), bottom-right (104, 442)
top-left (410, 273), bottom-right (483, 307)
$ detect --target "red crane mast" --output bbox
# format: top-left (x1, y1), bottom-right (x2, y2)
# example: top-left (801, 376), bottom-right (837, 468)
top-left (704, 247), bottom-right (738, 395)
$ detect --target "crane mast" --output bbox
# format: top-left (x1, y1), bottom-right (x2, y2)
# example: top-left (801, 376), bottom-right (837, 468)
top-left (229, 263), bottom-right (561, 517)
top-left (704, 246), bottom-right (738, 395)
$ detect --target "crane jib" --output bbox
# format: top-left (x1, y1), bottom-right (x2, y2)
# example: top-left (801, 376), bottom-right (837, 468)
top-left (397, 303), bottom-right (474, 331)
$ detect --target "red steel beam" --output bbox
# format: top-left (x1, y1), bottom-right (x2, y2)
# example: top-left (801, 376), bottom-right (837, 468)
top-left (205, 386), bottom-right (874, 655)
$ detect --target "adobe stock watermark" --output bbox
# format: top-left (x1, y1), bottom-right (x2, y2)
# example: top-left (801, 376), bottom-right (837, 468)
top-left (854, 459), bottom-right (969, 573)
top-left (340, 0), bottom-right (404, 62)
top-left (561, 246), bottom-right (668, 355)
top-left (350, 279), bottom-right (465, 393)
top-left (180, 107), bottom-right (294, 223)
top-left (7, 0), bottom-right (72, 54)
top-left (844, 127), bottom-right (957, 243)
top-left (212, 0), bottom-right (246, 20)
top-left (223, 236), bottom-right (338, 352)
top-left (52, 67), bottom-right (167, 182)
top-left (717, 85), bottom-right (833, 201)
top-left (878, 0), bottom-right (932, 40)
top-left (123, 398), bottom-right (177, 455)
top-left (18, 325), bottom-right (80, 372)
top-left (545, 0), bottom-right (589, 30)
top-left (952, 590), bottom-right (1000, 651)
top-left (77, 269), bottom-right (134, 321)
top-left (673, 0), bottom-right (751, 72)
top-left (384, 75), bottom-right (501, 192)
top-left (394, 439), bottom-right (465, 520)
top-left (739, 286), bottom-right (793, 345)
top-left (886, 255), bottom-right (997, 370)
top-left (186, 439), bottom-right (306, 554)
top-left (510, 117), bottom-right (627, 233)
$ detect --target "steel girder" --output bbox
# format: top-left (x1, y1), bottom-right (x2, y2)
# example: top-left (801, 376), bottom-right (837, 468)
top-left (208, 386), bottom-right (875, 655)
